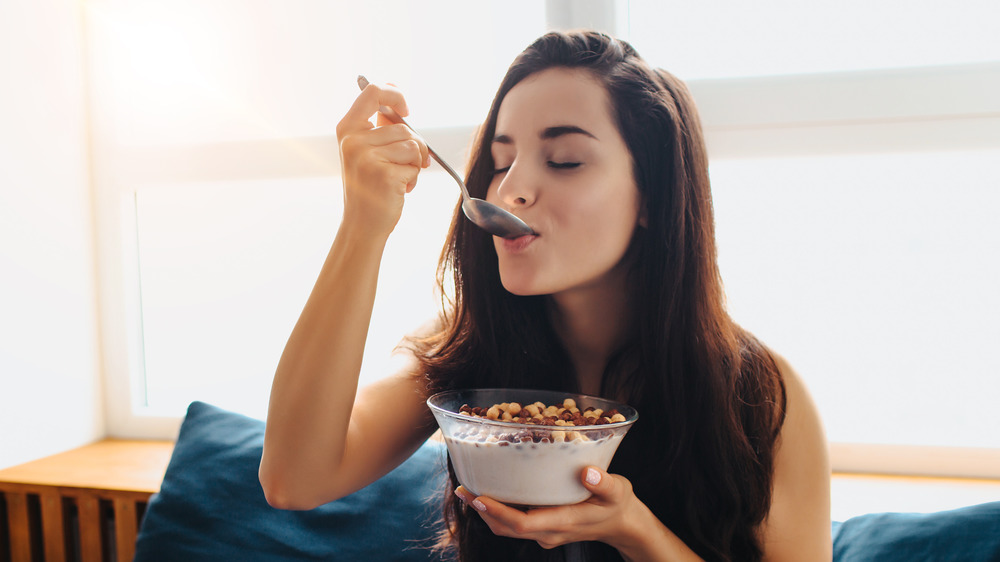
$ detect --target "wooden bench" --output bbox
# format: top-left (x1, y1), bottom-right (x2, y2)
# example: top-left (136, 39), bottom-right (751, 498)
top-left (0, 439), bottom-right (174, 562)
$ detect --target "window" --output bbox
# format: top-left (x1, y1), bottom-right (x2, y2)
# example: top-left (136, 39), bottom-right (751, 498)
top-left (711, 151), bottom-right (1000, 450)
top-left (625, 0), bottom-right (1000, 475)
top-left (90, 0), bottom-right (1000, 476)
top-left (87, 0), bottom-right (545, 432)
top-left (626, 0), bottom-right (1000, 79)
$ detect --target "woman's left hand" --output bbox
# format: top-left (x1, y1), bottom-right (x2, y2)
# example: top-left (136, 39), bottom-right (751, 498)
top-left (455, 466), bottom-right (643, 551)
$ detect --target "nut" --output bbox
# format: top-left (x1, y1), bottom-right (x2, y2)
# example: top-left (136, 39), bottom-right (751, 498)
top-left (456, 399), bottom-right (629, 428)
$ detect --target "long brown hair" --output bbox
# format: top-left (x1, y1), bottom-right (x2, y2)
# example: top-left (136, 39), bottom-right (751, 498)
top-left (409, 30), bottom-right (786, 562)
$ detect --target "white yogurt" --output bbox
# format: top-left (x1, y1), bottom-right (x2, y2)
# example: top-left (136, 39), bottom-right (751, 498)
top-left (444, 430), bottom-right (626, 506)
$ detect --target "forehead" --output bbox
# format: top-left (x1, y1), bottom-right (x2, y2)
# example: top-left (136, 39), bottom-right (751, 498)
top-left (495, 67), bottom-right (617, 138)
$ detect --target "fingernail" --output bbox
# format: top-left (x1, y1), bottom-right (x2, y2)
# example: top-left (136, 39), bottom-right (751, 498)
top-left (585, 468), bottom-right (601, 486)
top-left (472, 499), bottom-right (487, 513)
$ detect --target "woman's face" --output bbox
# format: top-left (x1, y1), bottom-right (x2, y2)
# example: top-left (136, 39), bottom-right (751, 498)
top-left (487, 67), bottom-right (641, 298)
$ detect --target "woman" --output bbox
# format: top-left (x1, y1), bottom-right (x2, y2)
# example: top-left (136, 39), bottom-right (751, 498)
top-left (260, 31), bottom-right (831, 561)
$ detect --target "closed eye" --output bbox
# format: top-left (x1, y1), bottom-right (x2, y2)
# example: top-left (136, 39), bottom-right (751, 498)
top-left (548, 161), bottom-right (581, 170)
top-left (493, 166), bottom-right (510, 175)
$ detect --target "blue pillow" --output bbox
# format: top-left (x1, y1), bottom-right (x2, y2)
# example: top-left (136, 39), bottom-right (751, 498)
top-left (134, 401), bottom-right (448, 561)
top-left (832, 501), bottom-right (1000, 562)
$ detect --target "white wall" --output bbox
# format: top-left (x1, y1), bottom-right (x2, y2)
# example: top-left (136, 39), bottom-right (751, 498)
top-left (0, 0), bottom-right (105, 468)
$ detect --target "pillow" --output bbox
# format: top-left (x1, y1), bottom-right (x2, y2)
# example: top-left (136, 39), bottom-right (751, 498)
top-left (134, 401), bottom-right (448, 561)
top-left (832, 501), bottom-right (1000, 562)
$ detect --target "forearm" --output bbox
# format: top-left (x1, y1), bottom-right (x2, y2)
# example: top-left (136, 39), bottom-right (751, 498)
top-left (615, 501), bottom-right (704, 562)
top-left (260, 220), bottom-right (387, 502)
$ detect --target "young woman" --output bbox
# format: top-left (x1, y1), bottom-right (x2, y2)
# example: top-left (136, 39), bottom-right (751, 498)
top-left (259, 31), bottom-right (831, 561)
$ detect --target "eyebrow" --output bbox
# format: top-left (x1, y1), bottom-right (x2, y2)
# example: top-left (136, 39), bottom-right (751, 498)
top-left (492, 125), bottom-right (598, 145)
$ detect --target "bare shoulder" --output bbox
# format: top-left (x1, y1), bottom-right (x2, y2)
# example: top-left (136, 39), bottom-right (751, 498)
top-left (761, 350), bottom-right (833, 562)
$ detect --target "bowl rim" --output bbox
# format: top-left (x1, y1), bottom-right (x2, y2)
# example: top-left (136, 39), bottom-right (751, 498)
top-left (426, 388), bottom-right (639, 431)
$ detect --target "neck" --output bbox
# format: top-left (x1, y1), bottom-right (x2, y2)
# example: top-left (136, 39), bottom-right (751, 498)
top-left (548, 272), bottom-right (633, 396)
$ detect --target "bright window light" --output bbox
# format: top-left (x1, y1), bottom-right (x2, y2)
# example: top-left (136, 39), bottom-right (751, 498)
top-left (712, 149), bottom-right (1000, 449)
top-left (627, 0), bottom-right (1000, 79)
top-left (86, 0), bottom-right (546, 146)
top-left (134, 172), bottom-right (456, 418)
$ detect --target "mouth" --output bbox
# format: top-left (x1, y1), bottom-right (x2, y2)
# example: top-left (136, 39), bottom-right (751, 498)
top-left (499, 233), bottom-right (538, 252)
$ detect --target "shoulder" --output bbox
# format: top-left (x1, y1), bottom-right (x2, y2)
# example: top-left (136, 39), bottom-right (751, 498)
top-left (769, 352), bottom-right (824, 458)
top-left (760, 350), bottom-right (832, 561)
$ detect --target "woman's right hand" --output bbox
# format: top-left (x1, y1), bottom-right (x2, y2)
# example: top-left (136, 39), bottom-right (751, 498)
top-left (336, 82), bottom-right (430, 239)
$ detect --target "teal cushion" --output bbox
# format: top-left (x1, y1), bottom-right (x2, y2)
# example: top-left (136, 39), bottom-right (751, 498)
top-left (832, 501), bottom-right (1000, 562)
top-left (136, 401), bottom-right (1000, 561)
top-left (134, 401), bottom-right (447, 561)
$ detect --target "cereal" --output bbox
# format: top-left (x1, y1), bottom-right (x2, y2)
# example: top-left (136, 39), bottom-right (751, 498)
top-left (429, 390), bottom-right (637, 506)
top-left (457, 398), bottom-right (626, 427)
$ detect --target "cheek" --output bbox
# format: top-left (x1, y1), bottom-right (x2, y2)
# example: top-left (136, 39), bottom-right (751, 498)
top-left (572, 183), bottom-right (641, 239)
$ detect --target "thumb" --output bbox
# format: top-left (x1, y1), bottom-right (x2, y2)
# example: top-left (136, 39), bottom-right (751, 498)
top-left (581, 466), bottom-right (614, 499)
top-left (581, 466), bottom-right (634, 505)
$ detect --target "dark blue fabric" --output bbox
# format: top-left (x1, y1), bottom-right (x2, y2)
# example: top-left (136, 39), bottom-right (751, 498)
top-left (136, 402), bottom-right (1000, 561)
top-left (832, 502), bottom-right (1000, 562)
top-left (134, 401), bottom-right (447, 562)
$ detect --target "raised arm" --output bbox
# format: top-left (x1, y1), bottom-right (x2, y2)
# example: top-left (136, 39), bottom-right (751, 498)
top-left (259, 82), bottom-right (436, 510)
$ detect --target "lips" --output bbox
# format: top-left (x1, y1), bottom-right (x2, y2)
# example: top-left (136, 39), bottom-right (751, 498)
top-left (499, 234), bottom-right (538, 252)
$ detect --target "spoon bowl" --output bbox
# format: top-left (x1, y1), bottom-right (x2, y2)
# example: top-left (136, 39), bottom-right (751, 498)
top-left (357, 76), bottom-right (535, 239)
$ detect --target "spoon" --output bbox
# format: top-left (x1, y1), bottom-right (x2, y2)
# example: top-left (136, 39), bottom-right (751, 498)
top-left (357, 75), bottom-right (536, 239)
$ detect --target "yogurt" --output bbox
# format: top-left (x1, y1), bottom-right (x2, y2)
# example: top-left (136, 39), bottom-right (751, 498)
top-left (443, 428), bottom-right (626, 506)
top-left (427, 389), bottom-right (638, 507)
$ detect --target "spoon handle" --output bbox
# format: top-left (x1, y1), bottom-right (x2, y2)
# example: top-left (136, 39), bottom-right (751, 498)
top-left (356, 76), bottom-right (470, 199)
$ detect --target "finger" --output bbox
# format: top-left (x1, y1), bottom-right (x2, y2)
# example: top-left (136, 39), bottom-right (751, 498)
top-left (368, 149), bottom-right (421, 193)
top-left (337, 82), bottom-right (410, 137)
top-left (375, 140), bottom-right (426, 169)
top-left (474, 502), bottom-right (577, 549)
top-left (376, 109), bottom-right (401, 128)
top-left (365, 125), bottom-right (429, 167)
top-left (580, 466), bottom-right (628, 505)
top-left (455, 486), bottom-right (488, 514)
top-left (372, 120), bottom-right (430, 168)
top-left (473, 495), bottom-right (573, 535)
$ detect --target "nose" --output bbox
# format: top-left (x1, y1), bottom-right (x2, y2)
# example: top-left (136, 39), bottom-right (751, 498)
top-left (491, 162), bottom-right (537, 210)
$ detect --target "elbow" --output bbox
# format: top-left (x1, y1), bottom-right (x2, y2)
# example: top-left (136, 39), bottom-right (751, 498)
top-left (258, 464), bottom-right (324, 511)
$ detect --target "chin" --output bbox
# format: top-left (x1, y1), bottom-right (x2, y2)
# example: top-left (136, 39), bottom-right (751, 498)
top-left (499, 280), bottom-right (538, 297)
top-left (498, 273), bottom-right (545, 297)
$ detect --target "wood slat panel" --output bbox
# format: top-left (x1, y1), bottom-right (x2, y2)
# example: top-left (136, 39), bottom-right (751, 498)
top-left (0, 440), bottom-right (175, 561)
top-left (77, 494), bottom-right (103, 562)
top-left (113, 498), bottom-right (136, 562)
top-left (4, 492), bottom-right (31, 562)
top-left (40, 491), bottom-right (66, 562)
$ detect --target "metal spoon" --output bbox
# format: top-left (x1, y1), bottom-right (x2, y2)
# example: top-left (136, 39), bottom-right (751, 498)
top-left (357, 75), bottom-right (535, 239)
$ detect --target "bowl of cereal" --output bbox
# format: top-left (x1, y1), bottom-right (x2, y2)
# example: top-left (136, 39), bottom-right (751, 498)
top-left (427, 388), bottom-right (638, 506)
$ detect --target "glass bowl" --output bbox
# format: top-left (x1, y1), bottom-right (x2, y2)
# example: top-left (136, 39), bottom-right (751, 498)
top-left (427, 388), bottom-right (638, 506)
